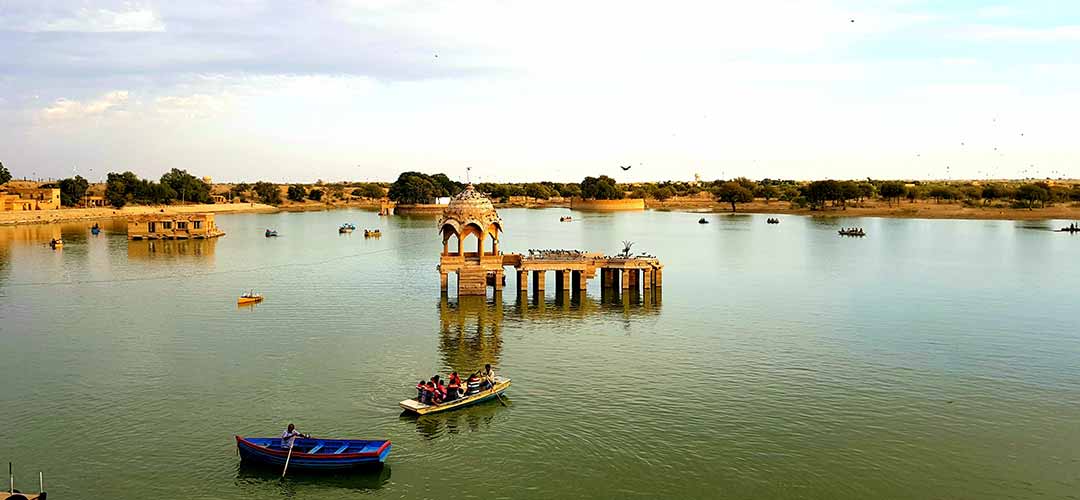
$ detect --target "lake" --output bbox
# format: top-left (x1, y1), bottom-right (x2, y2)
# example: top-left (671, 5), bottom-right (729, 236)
top-left (1, 208), bottom-right (1078, 499)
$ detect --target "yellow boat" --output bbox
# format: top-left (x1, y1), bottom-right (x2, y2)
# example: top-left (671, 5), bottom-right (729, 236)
top-left (399, 377), bottom-right (510, 415)
top-left (237, 291), bottom-right (263, 305)
top-left (49, 238), bottom-right (63, 249)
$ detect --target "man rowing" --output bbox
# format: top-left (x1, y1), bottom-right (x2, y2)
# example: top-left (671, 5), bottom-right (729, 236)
top-left (281, 423), bottom-right (310, 449)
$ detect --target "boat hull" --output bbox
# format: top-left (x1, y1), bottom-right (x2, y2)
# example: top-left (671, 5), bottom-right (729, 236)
top-left (399, 377), bottom-right (510, 415)
top-left (235, 436), bottom-right (390, 470)
top-left (237, 297), bottom-right (263, 305)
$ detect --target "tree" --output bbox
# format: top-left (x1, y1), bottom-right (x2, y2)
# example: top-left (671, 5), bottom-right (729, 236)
top-left (308, 188), bottom-right (323, 201)
top-left (803, 180), bottom-right (839, 210)
top-left (57, 175), bottom-right (90, 206)
top-left (160, 168), bottom-right (211, 204)
top-left (524, 183), bottom-right (555, 200)
top-left (879, 181), bottom-right (906, 206)
top-left (857, 182), bottom-right (875, 203)
top-left (654, 186), bottom-right (676, 201)
top-left (733, 177), bottom-right (757, 193)
top-left (557, 183), bottom-right (581, 198)
top-left (287, 184), bottom-right (307, 202)
top-left (230, 183), bottom-right (251, 201)
top-left (754, 184), bottom-right (779, 204)
top-left (388, 172), bottom-right (439, 204)
top-left (429, 173), bottom-right (463, 197)
top-left (838, 181), bottom-right (860, 209)
top-left (1016, 183), bottom-right (1050, 208)
top-left (580, 176), bottom-right (623, 200)
top-left (0, 161), bottom-right (10, 185)
top-left (253, 181), bottom-right (282, 205)
top-left (351, 183), bottom-right (385, 199)
top-left (715, 181), bottom-right (753, 212)
top-left (981, 183), bottom-right (1003, 204)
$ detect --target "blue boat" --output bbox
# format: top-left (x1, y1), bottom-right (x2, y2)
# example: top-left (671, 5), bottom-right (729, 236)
top-left (235, 436), bottom-right (391, 470)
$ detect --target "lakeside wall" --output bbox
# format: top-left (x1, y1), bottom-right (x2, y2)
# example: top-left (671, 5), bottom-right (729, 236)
top-left (393, 203), bottom-right (447, 215)
top-left (570, 198), bottom-right (646, 211)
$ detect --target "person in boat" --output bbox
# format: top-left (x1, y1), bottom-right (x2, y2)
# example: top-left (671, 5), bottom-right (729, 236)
top-left (416, 380), bottom-right (427, 400)
top-left (480, 364), bottom-right (496, 390)
top-left (446, 371), bottom-right (463, 401)
top-left (465, 372), bottom-right (482, 395)
top-left (281, 423), bottom-right (309, 449)
top-left (426, 381), bottom-right (443, 405)
top-left (430, 375), bottom-right (447, 399)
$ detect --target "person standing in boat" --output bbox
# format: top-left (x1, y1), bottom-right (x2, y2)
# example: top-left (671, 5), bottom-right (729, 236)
top-left (281, 423), bottom-right (309, 449)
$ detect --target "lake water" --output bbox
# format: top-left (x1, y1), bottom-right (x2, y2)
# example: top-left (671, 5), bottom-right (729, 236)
top-left (1, 209), bottom-right (1078, 499)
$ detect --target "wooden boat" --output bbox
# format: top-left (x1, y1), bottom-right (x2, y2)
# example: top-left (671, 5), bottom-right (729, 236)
top-left (3, 465), bottom-right (46, 500)
top-left (48, 238), bottom-right (63, 249)
top-left (235, 436), bottom-right (391, 470)
top-left (238, 291), bottom-right (263, 305)
top-left (363, 229), bottom-right (381, 238)
top-left (698, 218), bottom-right (709, 224)
top-left (265, 229), bottom-right (278, 237)
top-left (559, 216), bottom-right (572, 222)
top-left (399, 377), bottom-right (511, 415)
top-left (838, 229), bottom-right (865, 237)
top-left (91, 223), bottom-right (101, 235)
top-left (339, 223), bottom-right (355, 234)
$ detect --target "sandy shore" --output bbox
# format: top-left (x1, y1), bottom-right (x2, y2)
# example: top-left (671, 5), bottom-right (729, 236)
top-left (0, 202), bottom-right (279, 226)
top-left (4, 198), bottom-right (1078, 226)
top-left (648, 199), bottom-right (1080, 221)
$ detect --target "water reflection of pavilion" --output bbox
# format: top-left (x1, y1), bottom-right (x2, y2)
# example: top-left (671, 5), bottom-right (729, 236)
top-left (126, 238), bottom-right (217, 261)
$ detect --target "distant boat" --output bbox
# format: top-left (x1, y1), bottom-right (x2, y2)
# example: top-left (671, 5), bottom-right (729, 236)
top-left (399, 377), bottom-right (511, 415)
top-left (838, 228), bottom-right (865, 237)
top-left (49, 238), bottom-right (63, 249)
top-left (766, 218), bottom-right (780, 224)
top-left (235, 436), bottom-right (391, 471)
top-left (560, 216), bottom-right (572, 222)
top-left (91, 223), bottom-right (101, 235)
top-left (238, 290), bottom-right (263, 305)
top-left (698, 218), bottom-right (709, 224)
top-left (363, 229), bottom-right (381, 238)
top-left (265, 229), bottom-right (278, 237)
top-left (339, 223), bottom-right (355, 234)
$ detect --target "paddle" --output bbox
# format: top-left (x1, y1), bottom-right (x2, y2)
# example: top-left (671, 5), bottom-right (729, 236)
top-left (281, 442), bottom-right (294, 478)
top-left (488, 375), bottom-right (507, 407)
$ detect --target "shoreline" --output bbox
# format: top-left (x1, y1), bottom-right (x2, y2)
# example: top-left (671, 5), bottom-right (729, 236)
top-left (3, 199), bottom-right (1079, 226)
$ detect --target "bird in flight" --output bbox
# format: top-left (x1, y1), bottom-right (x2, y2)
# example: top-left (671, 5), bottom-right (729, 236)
top-left (620, 165), bottom-right (632, 171)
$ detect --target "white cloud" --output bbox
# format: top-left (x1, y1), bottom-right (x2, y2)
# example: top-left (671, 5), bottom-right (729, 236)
top-left (41, 91), bottom-right (130, 120)
top-left (32, 7), bottom-right (164, 33)
top-left (960, 25), bottom-right (1080, 41)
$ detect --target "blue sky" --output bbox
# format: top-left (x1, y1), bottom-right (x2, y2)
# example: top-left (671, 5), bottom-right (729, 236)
top-left (1, 0), bottom-right (1077, 183)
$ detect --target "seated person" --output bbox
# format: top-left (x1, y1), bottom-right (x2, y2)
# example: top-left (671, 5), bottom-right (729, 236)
top-left (480, 363), bottom-right (496, 390)
top-left (465, 373), bottom-right (482, 395)
top-left (416, 380), bottom-right (427, 400)
top-left (446, 371), bottom-right (463, 401)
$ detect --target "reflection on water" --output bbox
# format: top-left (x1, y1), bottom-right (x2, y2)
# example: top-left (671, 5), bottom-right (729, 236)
top-left (438, 295), bottom-right (503, 373)
top-left (127, 238), bottom-right (218, 260)
top-left (406, 399), bottom-right (506, 440)
top-left (234, 462), bottom-right (390, 496)
top-left (0, 218), bottom-right (126, 248)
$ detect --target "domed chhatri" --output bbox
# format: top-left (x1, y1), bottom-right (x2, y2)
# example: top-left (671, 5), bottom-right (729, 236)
top-left (438, 184), bottom-right (505, 296)
top-left (438, 184), bottom-right (503, 241)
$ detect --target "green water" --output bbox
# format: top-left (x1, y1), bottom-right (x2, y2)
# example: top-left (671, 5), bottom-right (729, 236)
top-left (1, 209), bottom-right (1078, 499)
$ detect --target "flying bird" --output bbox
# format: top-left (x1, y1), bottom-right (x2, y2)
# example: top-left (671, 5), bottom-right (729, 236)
top-left (620, 165), bottom-right (632, 171)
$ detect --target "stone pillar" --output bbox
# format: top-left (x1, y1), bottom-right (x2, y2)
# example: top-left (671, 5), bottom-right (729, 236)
top-left (628, 269), bottom-right (639, 290)
top-left (493, 270), bottom-right (504, 290)
top-left (440, 272), bottom-right (448, 292)
top-left (442, 238), bottom-right (448, 255)
top-left (654, 268), bottom-right (663, 287)
top-left (533, 270), bottom-right (546, 291)
top-left (577, 270), bottom-right (588, 291)
top-left (620, 269), bottom-right (631, 289)
top-left (642, 268), bottom-right (652, 290)
top-left (518, 270), bottom-right (529, 291)
top-left (560, 270), bottom-right (571, 291)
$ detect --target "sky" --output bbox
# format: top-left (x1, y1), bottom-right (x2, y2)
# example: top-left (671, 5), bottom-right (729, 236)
top-left (1, 0), bottom-right (1078, 184)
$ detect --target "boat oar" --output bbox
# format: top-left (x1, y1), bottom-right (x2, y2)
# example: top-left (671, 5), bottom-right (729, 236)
top-left (281, 442), bottom-right (294, 478)
top-left (490, 379), bottom-right (507, 406)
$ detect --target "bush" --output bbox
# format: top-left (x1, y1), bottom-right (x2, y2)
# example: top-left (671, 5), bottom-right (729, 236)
top-left (308, 189), bottom-right (323, 201)
top-left (287, 184), bottom-right (307, 202)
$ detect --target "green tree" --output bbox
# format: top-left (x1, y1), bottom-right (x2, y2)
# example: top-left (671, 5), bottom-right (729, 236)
top-left (429, 173), bottom-right (463, 197)
top-left (57, 175), bottom-right (90, 206)
top-left (0, 161), bottom-right (10, 185)
top-left (715, 181), bottom-right (753, 212)
top-left (981, 183), bottom-right (1003, 204)
top-left (557, 183), bottom-right (581, 198)
top-left (308, 188), bottom-right (324, 201)
top-left (1016, 183), bottom-right (1050, 208)
top-left (733, 177), bottom-right (757, 193)
top-left (351, 183), bottom-right (385, 198)
top-left (879, 181), bottom-right (906, 206)
top-left (857, 182), bottom-right (875, 203)
top-left (253, 181), bottom-right (282, 205)
top-left (524, 183), bottom-right (555, 200)
top-left (160, 168), bottom-right (211, 204)
top-left (754, 184), bottom-right (779, 204)
top-left (803, 180), bottom-right (839, 210)
top-left (287, 184), bottom-right (307, 202)
top-left (838, 181), bottom-right (860, 209)
top-left (230, 183), bottom-right (250, 201)
top-left (654, 186), bottom-right (676, 201)
top-left (388, 172), bottom-right (439, 204)
top-left (580, 176), bottom-right (623, 200)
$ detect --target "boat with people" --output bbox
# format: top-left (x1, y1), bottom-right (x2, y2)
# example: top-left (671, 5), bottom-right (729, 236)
top-left (238, 290), bottom-right (263, 305)
top-left (91, 223), bottom-right (101, 235)
top-left (698, 217), bottom-right (709, 224)
top-left (3, 464), bottom-right (47, 500)
top-left (235, 436), bottom-right (391, 471)
top-left (363, 229), bottom-right (381, 238)
top-left (560, 216), bottom-right (572, 222)
top-left (48, 238), bottom-right (63, 249)
top-left (400, 367), bottom-right (510, 415)
top-left (1058, 222), bottom-right (1079, 233)
top-left (339, 223), bottom-right (356, 234)
top-left (838, 227), bottom-right (866, 237)
top-left (766, 218), bottom-right (780, 224)
top-left (265, 229), bottom-right (278, 237)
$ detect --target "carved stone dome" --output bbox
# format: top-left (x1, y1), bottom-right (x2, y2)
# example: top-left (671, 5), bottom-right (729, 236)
top-left (439, 184), bottom-right (502, 236)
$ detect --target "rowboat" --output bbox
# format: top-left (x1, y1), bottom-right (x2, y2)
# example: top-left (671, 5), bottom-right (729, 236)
top-left (49, 238), bottom-right (63, 249)
top-left (238, 291), bottom-right (263, 305)
top-left (265, 229), bottom-right (278, 237)
top-left (363, 229), bottom-right (381, 237)
top-left (399, 377), bottom-right (511, 415)
top-left (235, 436), bottom-right (391, 470)
top-left (3, 464), bottom-right (46, 500)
